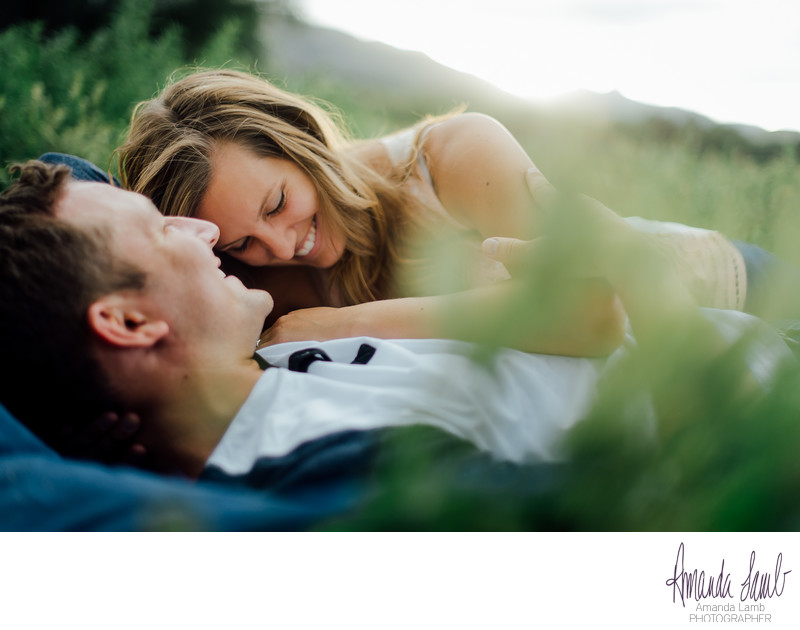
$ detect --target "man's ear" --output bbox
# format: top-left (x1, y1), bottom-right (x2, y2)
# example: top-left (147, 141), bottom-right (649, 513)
top-left (88, 294), bottom-right (170, 348)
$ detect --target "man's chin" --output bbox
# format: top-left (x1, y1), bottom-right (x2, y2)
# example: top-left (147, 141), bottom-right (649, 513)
top-left (238, 284), bottom-right (273, 315)
top-left (257, 290), bottom-right (274, 317)
top-left (248, 291), bottom-right (274, 335)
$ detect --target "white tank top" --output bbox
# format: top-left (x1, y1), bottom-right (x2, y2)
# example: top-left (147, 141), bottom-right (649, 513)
top-left (380, 125), bottom-right (469, 230)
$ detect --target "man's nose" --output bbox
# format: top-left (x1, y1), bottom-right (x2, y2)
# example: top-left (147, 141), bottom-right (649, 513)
top-left (166, 216), bottom-right (220, 247)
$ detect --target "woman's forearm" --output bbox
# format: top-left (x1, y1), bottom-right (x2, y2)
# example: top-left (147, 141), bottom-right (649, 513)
top-left (339, 278), bottom-right (627, 357)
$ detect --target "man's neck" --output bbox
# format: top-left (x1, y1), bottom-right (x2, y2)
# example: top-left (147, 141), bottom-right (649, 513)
top-left (141, 356), bottom-right (266, 478)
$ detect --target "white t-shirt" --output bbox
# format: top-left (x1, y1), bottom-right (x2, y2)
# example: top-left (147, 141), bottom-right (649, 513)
top-left (205, 310), bottom-right (790, 477)
top-left (206, 337), bottom-right (604, 476)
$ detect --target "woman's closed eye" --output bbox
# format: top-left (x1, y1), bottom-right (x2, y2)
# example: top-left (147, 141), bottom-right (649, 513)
top-left (228, 237), bottom-right (252, 253)
top-left (226, 191), bottom-right (287, 253)
top-left (266, 190), bottom-right (286, 218)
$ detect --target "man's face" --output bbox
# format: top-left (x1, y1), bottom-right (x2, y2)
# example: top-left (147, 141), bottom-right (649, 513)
top-left (56, 182), bottom-right (274, 351)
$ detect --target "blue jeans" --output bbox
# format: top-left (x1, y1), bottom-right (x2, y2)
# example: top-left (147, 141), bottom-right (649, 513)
top-left (732, 240), bottom-right (800, 317)
top-left (38, 152), bottom-right (120, 186)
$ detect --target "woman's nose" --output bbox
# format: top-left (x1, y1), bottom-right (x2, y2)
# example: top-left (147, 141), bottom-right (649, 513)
top-left (255, 224), bottom-right (295, 261)
top-left (166, 216), bottom-right (220, 247)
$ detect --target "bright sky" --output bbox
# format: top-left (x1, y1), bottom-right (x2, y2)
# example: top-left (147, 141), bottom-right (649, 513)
top-left (298, 0), bottom-right (800, 132)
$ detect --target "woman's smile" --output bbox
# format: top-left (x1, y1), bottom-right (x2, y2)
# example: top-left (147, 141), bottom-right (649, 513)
top-left (195, 142), bottom-right (346, 269)
top-left (295, 215), bottom-right (317, 258)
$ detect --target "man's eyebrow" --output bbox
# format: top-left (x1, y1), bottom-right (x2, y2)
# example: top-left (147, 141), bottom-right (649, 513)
top-left (147, 206), bottom-right (165, 232)
top-left (140, 205), bottom-right (169, 240)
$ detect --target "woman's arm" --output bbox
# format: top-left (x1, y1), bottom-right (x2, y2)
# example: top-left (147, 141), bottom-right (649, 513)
top-left (259, 277), bottom-right (626, 357)
top-left (480, 176), bottom-right (777, 441)
top-left (479, 171), bottom-right (703, 349)
top-left (422, 112), bottom-right (544, 238)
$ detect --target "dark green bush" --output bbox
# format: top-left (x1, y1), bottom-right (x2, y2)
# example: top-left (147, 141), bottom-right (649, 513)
top-left (0, 0), bottom-right (248, 183)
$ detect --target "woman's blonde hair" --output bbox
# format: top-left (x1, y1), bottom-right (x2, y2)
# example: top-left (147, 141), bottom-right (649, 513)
top-left (117, 68), bottom-right (420, 305)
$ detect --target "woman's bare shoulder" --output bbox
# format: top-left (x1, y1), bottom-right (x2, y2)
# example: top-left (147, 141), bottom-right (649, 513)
top-left (423, 112), bottom-right (530, 178)
top-left (423, 112), bottom-right (510, 147)
top-left (421, 113), bottom-right (537, 235)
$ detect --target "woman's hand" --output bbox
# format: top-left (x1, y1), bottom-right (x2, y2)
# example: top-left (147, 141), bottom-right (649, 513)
top-left (477, 168), bottom-right (638, 356)
top-left (483, 168), bottom-right (645, 283)
top-left (481, 234), bottom-right (541, 277)
top-left (257, 306), bottom-right (355, 347)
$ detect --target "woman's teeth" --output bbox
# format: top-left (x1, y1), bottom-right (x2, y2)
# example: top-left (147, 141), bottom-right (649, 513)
top-left (296, 217), bottom-right (317, 257)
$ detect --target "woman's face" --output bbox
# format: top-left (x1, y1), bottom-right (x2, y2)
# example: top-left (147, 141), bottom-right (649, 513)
top-left (195, 142), bottom-right (346, 268)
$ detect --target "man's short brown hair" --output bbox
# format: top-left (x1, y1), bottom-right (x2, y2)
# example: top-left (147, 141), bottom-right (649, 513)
top-left (0, 161), bottom-right (145, 447)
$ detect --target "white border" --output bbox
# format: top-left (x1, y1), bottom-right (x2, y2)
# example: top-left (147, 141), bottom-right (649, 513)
top-left (2, 533), bottom-right (798, 629)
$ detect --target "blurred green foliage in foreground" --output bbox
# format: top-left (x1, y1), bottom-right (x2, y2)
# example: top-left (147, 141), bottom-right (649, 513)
top-left (333, 314), bottom-right (800, 531)
top-left (3, 0), bottom-right (800, 530)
